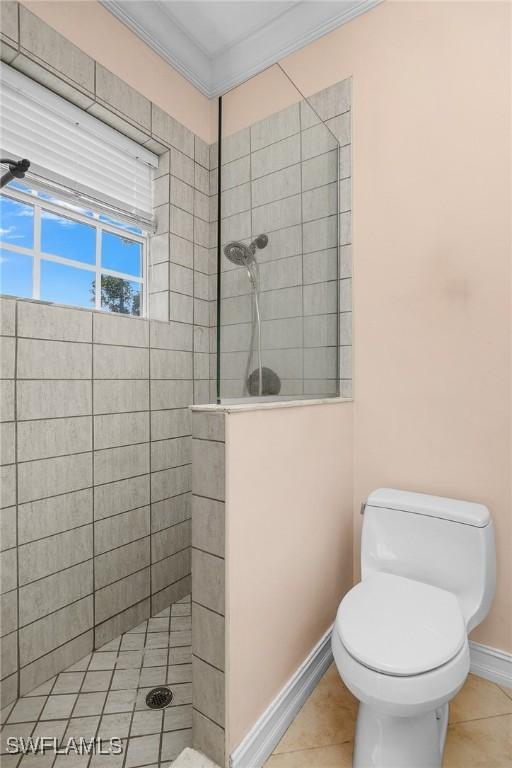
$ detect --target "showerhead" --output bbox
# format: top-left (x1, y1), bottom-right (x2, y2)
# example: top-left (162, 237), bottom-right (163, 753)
top-left (0, 158), bottom-right (30, 189)
top-left (223, 241), bottom-right (255, 267)
top-left (223, 233), bottom-right (268, 267)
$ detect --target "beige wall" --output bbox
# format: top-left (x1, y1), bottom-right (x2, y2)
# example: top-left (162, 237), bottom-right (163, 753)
top-left (286, 0), bottom-right (511, 654)
top-left (225, 402), bottom-right (354, 750)
top-left (21, 0), bottom-right (213, 143)
top-left (224, 0), bottom-right (511, 655)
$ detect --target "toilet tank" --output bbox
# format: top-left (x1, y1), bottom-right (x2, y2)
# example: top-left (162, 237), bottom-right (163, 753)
top-left (361, 489), bottom-right (496, 632)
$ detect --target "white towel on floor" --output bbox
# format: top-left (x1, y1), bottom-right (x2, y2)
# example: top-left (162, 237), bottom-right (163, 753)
top-left (172, 747), bottom-right (220, 768)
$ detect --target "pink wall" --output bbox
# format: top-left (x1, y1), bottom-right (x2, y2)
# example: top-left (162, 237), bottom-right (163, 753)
top-left (224, 1), bottom-right (511, 656)
top-left (21, 0), bottom-right (213, 143)
top-left (225, 402), bottom-right (354, 751)
top-left (284, 0), bottom-right (511, 654)
top-left (222, 65), bottom-right (302, 139)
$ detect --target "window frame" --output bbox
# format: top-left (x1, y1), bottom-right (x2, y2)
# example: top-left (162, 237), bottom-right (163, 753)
top-left (0, 186), bottom-right (148, 316)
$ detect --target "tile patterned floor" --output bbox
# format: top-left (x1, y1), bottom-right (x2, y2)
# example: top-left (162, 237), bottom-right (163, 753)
top-left (0, 597), bottom-right (192, 768)
top-left (265, 664), bottom-right (512, 767)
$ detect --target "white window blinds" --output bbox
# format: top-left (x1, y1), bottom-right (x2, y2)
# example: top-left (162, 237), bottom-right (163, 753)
top-left (0, 63), bottom-right (158, 227)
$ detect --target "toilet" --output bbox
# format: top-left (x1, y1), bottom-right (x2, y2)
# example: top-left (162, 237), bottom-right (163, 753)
top-left (332, 488), bottom-right (496, 768)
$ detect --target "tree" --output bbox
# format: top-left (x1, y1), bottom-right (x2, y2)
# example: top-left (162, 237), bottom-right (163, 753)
top-left (91, 276), bottom-right (140, 315)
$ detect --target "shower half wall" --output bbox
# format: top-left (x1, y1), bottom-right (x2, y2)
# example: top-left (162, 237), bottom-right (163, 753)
top-left (217, 74), bottom-right (352, 401)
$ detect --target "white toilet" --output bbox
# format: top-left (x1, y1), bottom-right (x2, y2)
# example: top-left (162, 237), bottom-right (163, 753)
top-left (332, 488), bottom-right (496, 768)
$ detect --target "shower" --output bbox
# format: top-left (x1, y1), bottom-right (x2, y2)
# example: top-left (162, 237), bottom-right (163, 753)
top-left (0, 157), bottom-right (30, 188)
top-left (224, 234), bottom-right (268, 397)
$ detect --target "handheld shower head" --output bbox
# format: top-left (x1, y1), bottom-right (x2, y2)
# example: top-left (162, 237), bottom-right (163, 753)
top-left (223, 234), bottom-right (268, 267)
top-left (223, 241), bottom-right (255, 267)
top-left (222, 234), bottom-right (269, 398)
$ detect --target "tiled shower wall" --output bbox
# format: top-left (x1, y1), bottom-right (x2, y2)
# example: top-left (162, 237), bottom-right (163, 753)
top-left (190, 411), bottom-right (226, 766)
top-left (209, 146), bottom-right (220, 405)
top-left (219, 79), bottom-right (352, 399)
top-left (150, 140), bottom-right (216, 409)
top-left (0, 0), bottom-right (217, 403)
top-left (0, 299), bottom-right (197, 707)
top-left (0, 2), bottom-right (217, 708)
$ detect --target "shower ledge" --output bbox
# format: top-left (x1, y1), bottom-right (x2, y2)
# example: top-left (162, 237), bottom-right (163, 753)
top-left (190, 396), bottom-right (352, 414)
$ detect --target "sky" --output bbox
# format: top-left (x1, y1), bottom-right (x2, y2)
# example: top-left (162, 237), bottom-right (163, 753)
top-left (0, 192), bottom-right (143, 314)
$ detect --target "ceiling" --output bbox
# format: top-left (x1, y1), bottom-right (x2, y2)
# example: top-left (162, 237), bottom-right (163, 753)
top-left (101, 0), bottom-right (382, 98)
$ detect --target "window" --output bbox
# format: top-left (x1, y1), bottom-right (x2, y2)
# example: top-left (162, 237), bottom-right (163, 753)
top-left (0, 63), bottom-right (158, 316)
top-left (0, 185), bottom-right (146, 316)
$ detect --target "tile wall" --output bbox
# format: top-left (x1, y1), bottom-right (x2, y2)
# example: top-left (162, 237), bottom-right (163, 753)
top-left (190, 411), bottom-right (226, 766)
top-left (0, 3), bottom-right (217, 412)
top-left (0, 299), bottom-right (198, 707)
top-left (218, 80), bottom-right (352, 399)
top-left (150, 141), bottom-right (216, 410)
top-left (1, 2), bottom-right (163, 154)
top-left (209, 145), bottom-right (219, 405)
top-left (0, 0), bottom-right (218, 708)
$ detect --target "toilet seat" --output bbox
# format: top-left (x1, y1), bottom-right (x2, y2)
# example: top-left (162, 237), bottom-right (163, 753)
top-left (332, 618), bottom-right (470, 719)
top-left (336, 573), bottom-right (466, 676)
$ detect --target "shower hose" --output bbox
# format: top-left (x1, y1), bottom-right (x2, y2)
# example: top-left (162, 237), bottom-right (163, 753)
top-left (245, 262), bottom-right (263, 397)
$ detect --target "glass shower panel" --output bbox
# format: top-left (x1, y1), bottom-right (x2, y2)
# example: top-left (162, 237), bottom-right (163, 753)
top-left (217, 64), bottom-right (342, 402)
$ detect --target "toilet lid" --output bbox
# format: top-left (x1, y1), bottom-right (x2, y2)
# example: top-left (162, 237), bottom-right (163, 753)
top-left (336, 573), bottom-right (466, 676)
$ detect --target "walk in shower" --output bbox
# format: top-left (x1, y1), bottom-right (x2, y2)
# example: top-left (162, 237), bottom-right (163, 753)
top-left (215, 65), bottom-right (352, 402)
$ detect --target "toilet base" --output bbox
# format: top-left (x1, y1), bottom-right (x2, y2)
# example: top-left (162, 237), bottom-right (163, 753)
top-left (353, 702), bottom-right (449, 768)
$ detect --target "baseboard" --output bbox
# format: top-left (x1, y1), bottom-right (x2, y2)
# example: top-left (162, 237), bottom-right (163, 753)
top-left (469, 641), bottom-right (512, 688)
top-left (228, 633), bottom-right (510, 768)
top-left (229, 625), bottom-right (334, 768)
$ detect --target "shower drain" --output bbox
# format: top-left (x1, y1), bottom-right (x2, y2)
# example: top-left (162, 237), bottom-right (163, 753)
top-left (145, 686), bottom-right (173, 709)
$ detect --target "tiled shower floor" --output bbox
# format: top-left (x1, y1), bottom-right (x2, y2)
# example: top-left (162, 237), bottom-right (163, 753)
top-left (0, 597), bottom-right (192, 768)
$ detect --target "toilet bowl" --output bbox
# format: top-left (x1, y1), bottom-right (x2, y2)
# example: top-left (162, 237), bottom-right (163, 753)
top-left (332, 489), bottom-right (495, 768)
top-left (332, 573), bottom-right (470, 767)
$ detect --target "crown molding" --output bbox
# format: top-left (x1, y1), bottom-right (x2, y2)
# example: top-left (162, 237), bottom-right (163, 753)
top-left (100, 0), bottom-right (212, 95)
top-left (101, 0), bottom-right (383, 99)
top-left (211, 0), bottom-right (383, 96)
